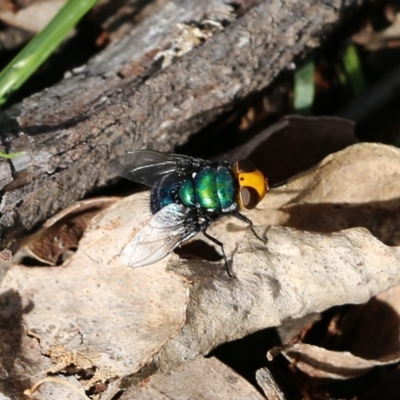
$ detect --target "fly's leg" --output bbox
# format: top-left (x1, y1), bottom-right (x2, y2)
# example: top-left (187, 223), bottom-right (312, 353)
top-left (232, 212), bottom-right (266, 242)
top-left (202, 230), bottom-right (232, 277)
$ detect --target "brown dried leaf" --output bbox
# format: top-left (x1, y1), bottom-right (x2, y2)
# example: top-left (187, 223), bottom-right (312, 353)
top-left (223, 115), bottom-right (357, 185)
top-left (0, 289), bottom-right (53, 399)
top-left (120, 357), bottom-right (265, 400)
top-left (198, 142), bottom-right (400, 266)
top-left (359, 364), bottom-right (400, 400)
top-left (24, 376), bottom-right (87, 400)
top-left (2, 142), bottom-right (400, 397)
top-left (255, 367), bottom-right (286, 400)
top-left (328, 283), bottom-right (400, 362)
top-left (267, 343), bottom-right (400, 379)
top-left (0, 194), bottom-right (189, 396)
top-left (161, 224), bottom-right (400, 366)
top-left (14, 197), bottom-right (119, 265)
top-left (0, 0), bottom-right (16, 12)
top-left (159, 143), bottom-right (400, 362)
top-left (352, 9), bottom-right (400, 51)
top-left (0, 0), bottom-right (64, 32)
top-left (0, 249), bottom-right (12, 262)
top-left (44, 345), bottom-right (115, 390)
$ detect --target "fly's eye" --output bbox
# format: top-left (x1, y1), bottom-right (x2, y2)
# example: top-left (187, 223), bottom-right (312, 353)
top-left (240, 186), bottom-right (260, 209)
top-left (237, 159), bottom-right (256, 173)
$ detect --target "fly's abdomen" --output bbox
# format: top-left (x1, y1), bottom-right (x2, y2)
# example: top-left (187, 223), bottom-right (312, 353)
top-left (152, 176), bottom-right (196, 214)
top-left (194, 166), bottom-right (235, 210)
top-left (151, 185), bottom-right (174, 214)
top-left (150, 176), bottom-right (182, 214)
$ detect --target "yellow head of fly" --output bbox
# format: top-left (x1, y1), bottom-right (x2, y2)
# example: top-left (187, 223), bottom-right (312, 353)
top-left (233, 160), bottom-right (269, 210)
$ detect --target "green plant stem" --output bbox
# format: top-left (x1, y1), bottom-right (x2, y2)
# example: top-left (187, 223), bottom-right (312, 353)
top-left (0, 0), bottom-right (98, 105)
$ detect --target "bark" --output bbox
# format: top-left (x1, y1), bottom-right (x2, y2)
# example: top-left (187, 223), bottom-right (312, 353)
top-left (0, 0), bottom-right (363, 249)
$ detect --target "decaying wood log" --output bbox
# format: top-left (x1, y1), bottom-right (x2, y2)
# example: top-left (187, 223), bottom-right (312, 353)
top-left (0, 0), bottom-right (363, 249)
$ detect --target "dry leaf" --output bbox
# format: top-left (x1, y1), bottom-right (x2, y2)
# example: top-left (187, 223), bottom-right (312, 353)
top-left (24, 375), bottom-right (87, 400)
top-left (0, 194), bottom-right (189, 398)
top-left (159, 142), bottom-right (400, 363)
top-left (359, 364), bottom-right (400, 400)
top-left (2, 142), bottom-right (400, 397)
top-left (0, 0), bottom-right (65, 33)
top-left (0, 289), bottom-right (52, 399)
top-left (352, 8), bottom-right (400, 51)
top-left (14, 197), bottom-right (119, 265)
top-left (120, 357), bottom-right (265, 400)
top-left (0, 249), bottom-right (12, 262)
top-left (267, 343), bottom-right (400, 379)
top-left (223, 115), bottom-right (357, 185)
top-left (255, 367), bottom-right (286, 400)
top-left (325, 283), bottom-right (400, 362)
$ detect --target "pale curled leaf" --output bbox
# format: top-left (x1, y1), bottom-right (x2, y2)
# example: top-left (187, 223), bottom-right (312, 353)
top-left (0, 289), bottom-right (53, 399)
top-left (267, 343), bottom-right (400, 379)
top-left (0, 249), bottom-right (12, 262)
top-left (352, 10), bottom-right (400, 51)
top-left (0, 193), bottom-right (189, 394)
top-left (189, 142), bottom-right (400, 267)
top-left (3, 142), bottom-right (400, 395)
top-left (24, 376), bottom-right (88, 400)
top-left (335, 283), bottom-right (400, 363)
top-left (14, 197), bottom-right (119, 265)
top-left (0, 1), bottom-right (65, 33)
top-left (222, 115), bottom-right (357, 185)
top-left (120, 357), bottom-right (265, 400)
top-left (359, 364), bottom-right (400, 400)
top-left (255, 367), bottom-right (286, 400)
top-left (159, 143), bottom-right (400, 361)
top-left (161, 225), bottom-right (400, 363)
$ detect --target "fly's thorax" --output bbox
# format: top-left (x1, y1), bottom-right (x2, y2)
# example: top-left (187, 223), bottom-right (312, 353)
top-left (192, 165), bottom-right (236, 211)
top-left (216, 166), bottom-right (236, 210)
top-left (233, 160), bottom-right (269, 210)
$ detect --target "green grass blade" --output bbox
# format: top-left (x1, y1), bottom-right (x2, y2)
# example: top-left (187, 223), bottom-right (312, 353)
top-left (342, 43), bottom-right (366, 97)
top-left (0, 151), bottom-right (26, 159)
top-left (294, 59), bottom-right (315, 115)
top-left (0, 0), bottom-right (98, 106)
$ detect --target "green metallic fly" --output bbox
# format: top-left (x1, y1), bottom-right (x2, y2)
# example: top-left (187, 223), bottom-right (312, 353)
top-left (111, 150), bottom-right (269, 273)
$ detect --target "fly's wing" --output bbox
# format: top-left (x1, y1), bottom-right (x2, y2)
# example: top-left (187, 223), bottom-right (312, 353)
top-left (110, 150), bottom-right (175, 186)
top-left (120, 203), bottom-right (198, 267)
top-left (110, 149), bottom-right (208, 187)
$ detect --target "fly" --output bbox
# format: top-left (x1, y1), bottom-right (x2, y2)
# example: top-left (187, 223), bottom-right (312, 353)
top-left (111, 150), bottom-right (269, 275)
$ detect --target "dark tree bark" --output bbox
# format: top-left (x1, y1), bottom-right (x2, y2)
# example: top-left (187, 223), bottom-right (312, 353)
top-left (0, 0), bottom-right (363, 249)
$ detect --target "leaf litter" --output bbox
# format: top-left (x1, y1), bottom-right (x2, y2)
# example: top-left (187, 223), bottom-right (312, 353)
top-left (1, 118), bottom-right (400, 398)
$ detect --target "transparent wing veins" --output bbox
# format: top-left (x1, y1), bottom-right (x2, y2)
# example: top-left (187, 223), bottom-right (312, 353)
top-left (120, 203), bottom-right (197, 267)
top-left (110, 149), bottom-right (208, 187)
